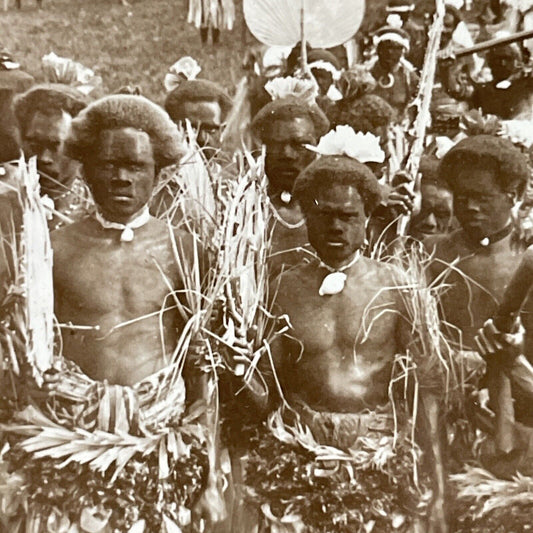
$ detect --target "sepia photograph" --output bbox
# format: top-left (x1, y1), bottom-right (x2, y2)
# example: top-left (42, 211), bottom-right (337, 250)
top-left (0, 0), bottom-right (532, 531)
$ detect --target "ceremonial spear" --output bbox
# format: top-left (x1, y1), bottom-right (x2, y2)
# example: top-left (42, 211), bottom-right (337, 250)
top-left (397, 0), bottom-right (446, 237)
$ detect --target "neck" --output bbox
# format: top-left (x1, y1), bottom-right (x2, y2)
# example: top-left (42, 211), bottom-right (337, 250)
top-left (97, 205), bottom-right (149, 225)
top-left (42, 178), bottom-right (76, 200)
top-left (318, 249), bottom-right (361, 272)
top-left (464, 219), bottom-right (513, 248)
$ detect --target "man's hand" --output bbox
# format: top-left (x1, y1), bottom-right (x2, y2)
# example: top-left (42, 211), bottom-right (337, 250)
top-left (381, 171), bottom-right (419, 217)
top-left (475, 318), bottom-right (524, 361)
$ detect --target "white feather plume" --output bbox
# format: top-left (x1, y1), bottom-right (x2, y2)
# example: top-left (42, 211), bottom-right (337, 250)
top-left (264, 76), bottom-right (318, 105)
top-left (163, 57), bottom-right (202, 93)
top-left (306, 125), bottom-right (386, 163)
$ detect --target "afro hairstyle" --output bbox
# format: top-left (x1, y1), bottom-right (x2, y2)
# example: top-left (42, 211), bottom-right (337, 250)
top-left (164, 80), bottom-right (233, 123)
top-left (307, 49), bottom-right (342, 71)
top-left (14, 83), bottom-right (91, 134)
top-left (65, 95), bottom-right (184, 171)
top-left (252, 96), bottom-right (330, 142)
top-left (293, 155), bottom-right (383, 216)
top-left (333, 94), bottom-right (396, 134)
top-left (438, 135), bottom-right (529, 197)
top-left (419, 155), bottom-right (450, 189)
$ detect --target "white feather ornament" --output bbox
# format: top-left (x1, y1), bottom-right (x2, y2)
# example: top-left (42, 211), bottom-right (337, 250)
top-left (243, 0), bottom-right (365, 48)
top-left (264, 76), bottom-right (318, 105)
top-left (306, 126), bottom-right (385, 164)
top-left (163, 57), bottom-right (202, 93)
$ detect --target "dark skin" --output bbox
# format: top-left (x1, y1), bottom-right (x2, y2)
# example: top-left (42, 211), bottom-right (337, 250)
top-left (263, 116), bottom-right (318, 277)
top-left (271, 182), bottom-right (447, 531)
top-left (21, 110), bottom-right (82, 198)
top-left (177, 99), bottom-right (223, 159)
top-left (263, 116), bottom-right (317, 198)
top-left (377, 41), bottom-right (405, 73)
top-left (409, 183), bottom-right (453, 241)
top-left (51, 126), bottom-right (222, 523)
top-left (426, 164), bottom-right (519, 348)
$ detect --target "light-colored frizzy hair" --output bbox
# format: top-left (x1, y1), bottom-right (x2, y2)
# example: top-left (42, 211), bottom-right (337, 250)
top-left (65, 95), bottom-right (184, 171)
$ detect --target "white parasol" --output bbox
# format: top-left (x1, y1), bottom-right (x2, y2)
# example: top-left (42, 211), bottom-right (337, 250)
top-left (243, 0), bottom-right (365, 49)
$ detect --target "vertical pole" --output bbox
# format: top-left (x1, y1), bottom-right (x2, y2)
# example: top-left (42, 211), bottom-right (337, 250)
top-left (300, 0), bottom-right (308, 74)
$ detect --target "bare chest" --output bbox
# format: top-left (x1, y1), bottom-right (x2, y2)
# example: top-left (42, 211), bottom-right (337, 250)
top-left (54, 238), bottom-right (179, 319)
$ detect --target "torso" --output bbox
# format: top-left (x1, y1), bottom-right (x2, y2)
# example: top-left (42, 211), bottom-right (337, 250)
top-left (51, 216), bottom-right (192, 385)
top-left (273, 258), bottom-right (405, 413)
top-left (426, 229), bottom-right (521, 349)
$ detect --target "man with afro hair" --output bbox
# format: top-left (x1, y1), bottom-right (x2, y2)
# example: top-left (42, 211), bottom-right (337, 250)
top-left (252, 93), bottom-right (330, 276)
top-left (164, 78), bottom-right (232, 158)
top-left (239, 153), bottom-right (448, 532)
top-left (427, 135), bottom-right (529, 350)
top-left (51, 94), bottom-right (224, 527)
top-left (14, 83), bottom-right (92, 230)
top-left (426, 136), bottom-right (531, 483)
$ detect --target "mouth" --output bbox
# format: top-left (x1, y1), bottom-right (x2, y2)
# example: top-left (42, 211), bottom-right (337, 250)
top-left (325, 240), bottom-right (347, 248)
top-left (109, 192), bottom-right (134, 202)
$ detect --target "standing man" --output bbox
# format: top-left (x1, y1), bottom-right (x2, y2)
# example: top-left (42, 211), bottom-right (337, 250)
top-left (14, 83), bottom-right (92, 230)
top-left (251, 92), bottom-right (329, 275)
top-left (164, 79), bottom-right (232, 158)
top-left (367, 26), bottom-right (419, 118)
top-left (242, 148), bottom-right (448, 532)
top-left (426, 135), bottom-right (529, 349)
top-left (53, 94), bottom-right (223, 527)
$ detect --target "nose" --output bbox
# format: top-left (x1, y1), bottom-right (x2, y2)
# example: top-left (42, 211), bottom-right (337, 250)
top-left (465, 198), bottom-right (481, 211)
top-left (112, 168), bottom-right (133, 184)
top-left (423, 212), bottom-right (437, 229)
top-left (40, 147), bottom-right (54, 165)
top-left (281, 144), bottom-right (298, 160)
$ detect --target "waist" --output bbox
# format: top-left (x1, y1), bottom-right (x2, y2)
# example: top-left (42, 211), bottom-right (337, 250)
top-left (290, 397), bottom-right (395, 449)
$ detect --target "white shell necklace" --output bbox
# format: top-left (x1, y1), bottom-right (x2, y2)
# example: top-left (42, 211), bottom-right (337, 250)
top-left (318, 251), bottom-right (361, 296)
top-left (93, 206), bottom-right (151, 242)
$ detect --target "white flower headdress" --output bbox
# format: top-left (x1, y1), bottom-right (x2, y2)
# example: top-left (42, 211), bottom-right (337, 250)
top-left (163, 56), bottom-right (202, 93)
top-left (306, 125), bottom-right (385, 164)
top-left (42, 52), bottom-right (101, 95)
top-left (264, 76), bottom-right (318, 106)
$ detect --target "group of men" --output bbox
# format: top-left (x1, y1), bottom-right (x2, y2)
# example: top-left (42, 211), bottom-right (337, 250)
top-left (1, 0), bottom-right (533, 531)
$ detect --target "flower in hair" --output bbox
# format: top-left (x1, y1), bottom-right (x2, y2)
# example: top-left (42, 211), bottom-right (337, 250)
top-left (164, 56), bottom-right (202, 92)
top-left (306, 125), bottom-right (385, 163)
top-left (264, 76), bottom-right (318, 105)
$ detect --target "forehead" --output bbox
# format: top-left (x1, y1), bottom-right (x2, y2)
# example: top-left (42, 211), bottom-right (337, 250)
top-left (180, 100), bottom-right (222, 125)
top-left (265, 116), bottom-right (316, 142)
top-left (452, 166), bottom-right (499, 193)
top-left (313, 183), bottom-right (364, 210)
top-left (26, 110), bottom-right (72, 139)
top-left (421, 183), bottom-right (453, 202)
top-left (96, 127), bottom-right (154, 160)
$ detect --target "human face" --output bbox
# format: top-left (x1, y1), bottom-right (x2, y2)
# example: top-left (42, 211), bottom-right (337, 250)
top-left (488, 52), bottom-right (517, 82)
top-left (452, 165), bottom-right (513, 239)
top-left (180, 100), bottom-right (223, 154)
top-left (84, 128), bottom-right (156, 224)
top-left (22, 110), bottom-right (80, 195)
top-left (304, 184), bottom-right (367, 267)
top-left (377, 41), bottom-right (404, 73)
top-left (311, 68), bottom-right (333, 96)
top-left (409, 183), bottom-right (453, 240)
top-left (442, 12), bottom-right (457, 46)
top-left (264, 117), bottom-right (317, 196)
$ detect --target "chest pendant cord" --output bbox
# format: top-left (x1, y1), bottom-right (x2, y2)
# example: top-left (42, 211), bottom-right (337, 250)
top-left (93, 206), bottom-right (151, 242)
top-left (318, 250), bottom-right (361, 296)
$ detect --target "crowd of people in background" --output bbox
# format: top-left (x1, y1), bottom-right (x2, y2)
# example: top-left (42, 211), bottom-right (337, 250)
top-left (1, 0), bottom-right (533, 532)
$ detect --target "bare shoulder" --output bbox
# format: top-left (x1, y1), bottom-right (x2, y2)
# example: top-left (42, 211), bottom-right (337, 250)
top-left (51, 217), bottom-right (93, 254)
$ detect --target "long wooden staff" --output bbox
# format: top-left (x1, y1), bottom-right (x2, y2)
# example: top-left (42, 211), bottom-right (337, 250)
top-left (397, 0), bottom-right (446, 236)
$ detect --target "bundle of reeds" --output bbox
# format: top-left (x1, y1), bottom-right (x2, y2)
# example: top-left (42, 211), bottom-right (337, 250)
top-left (0, 156), bottom-right (218, 531)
